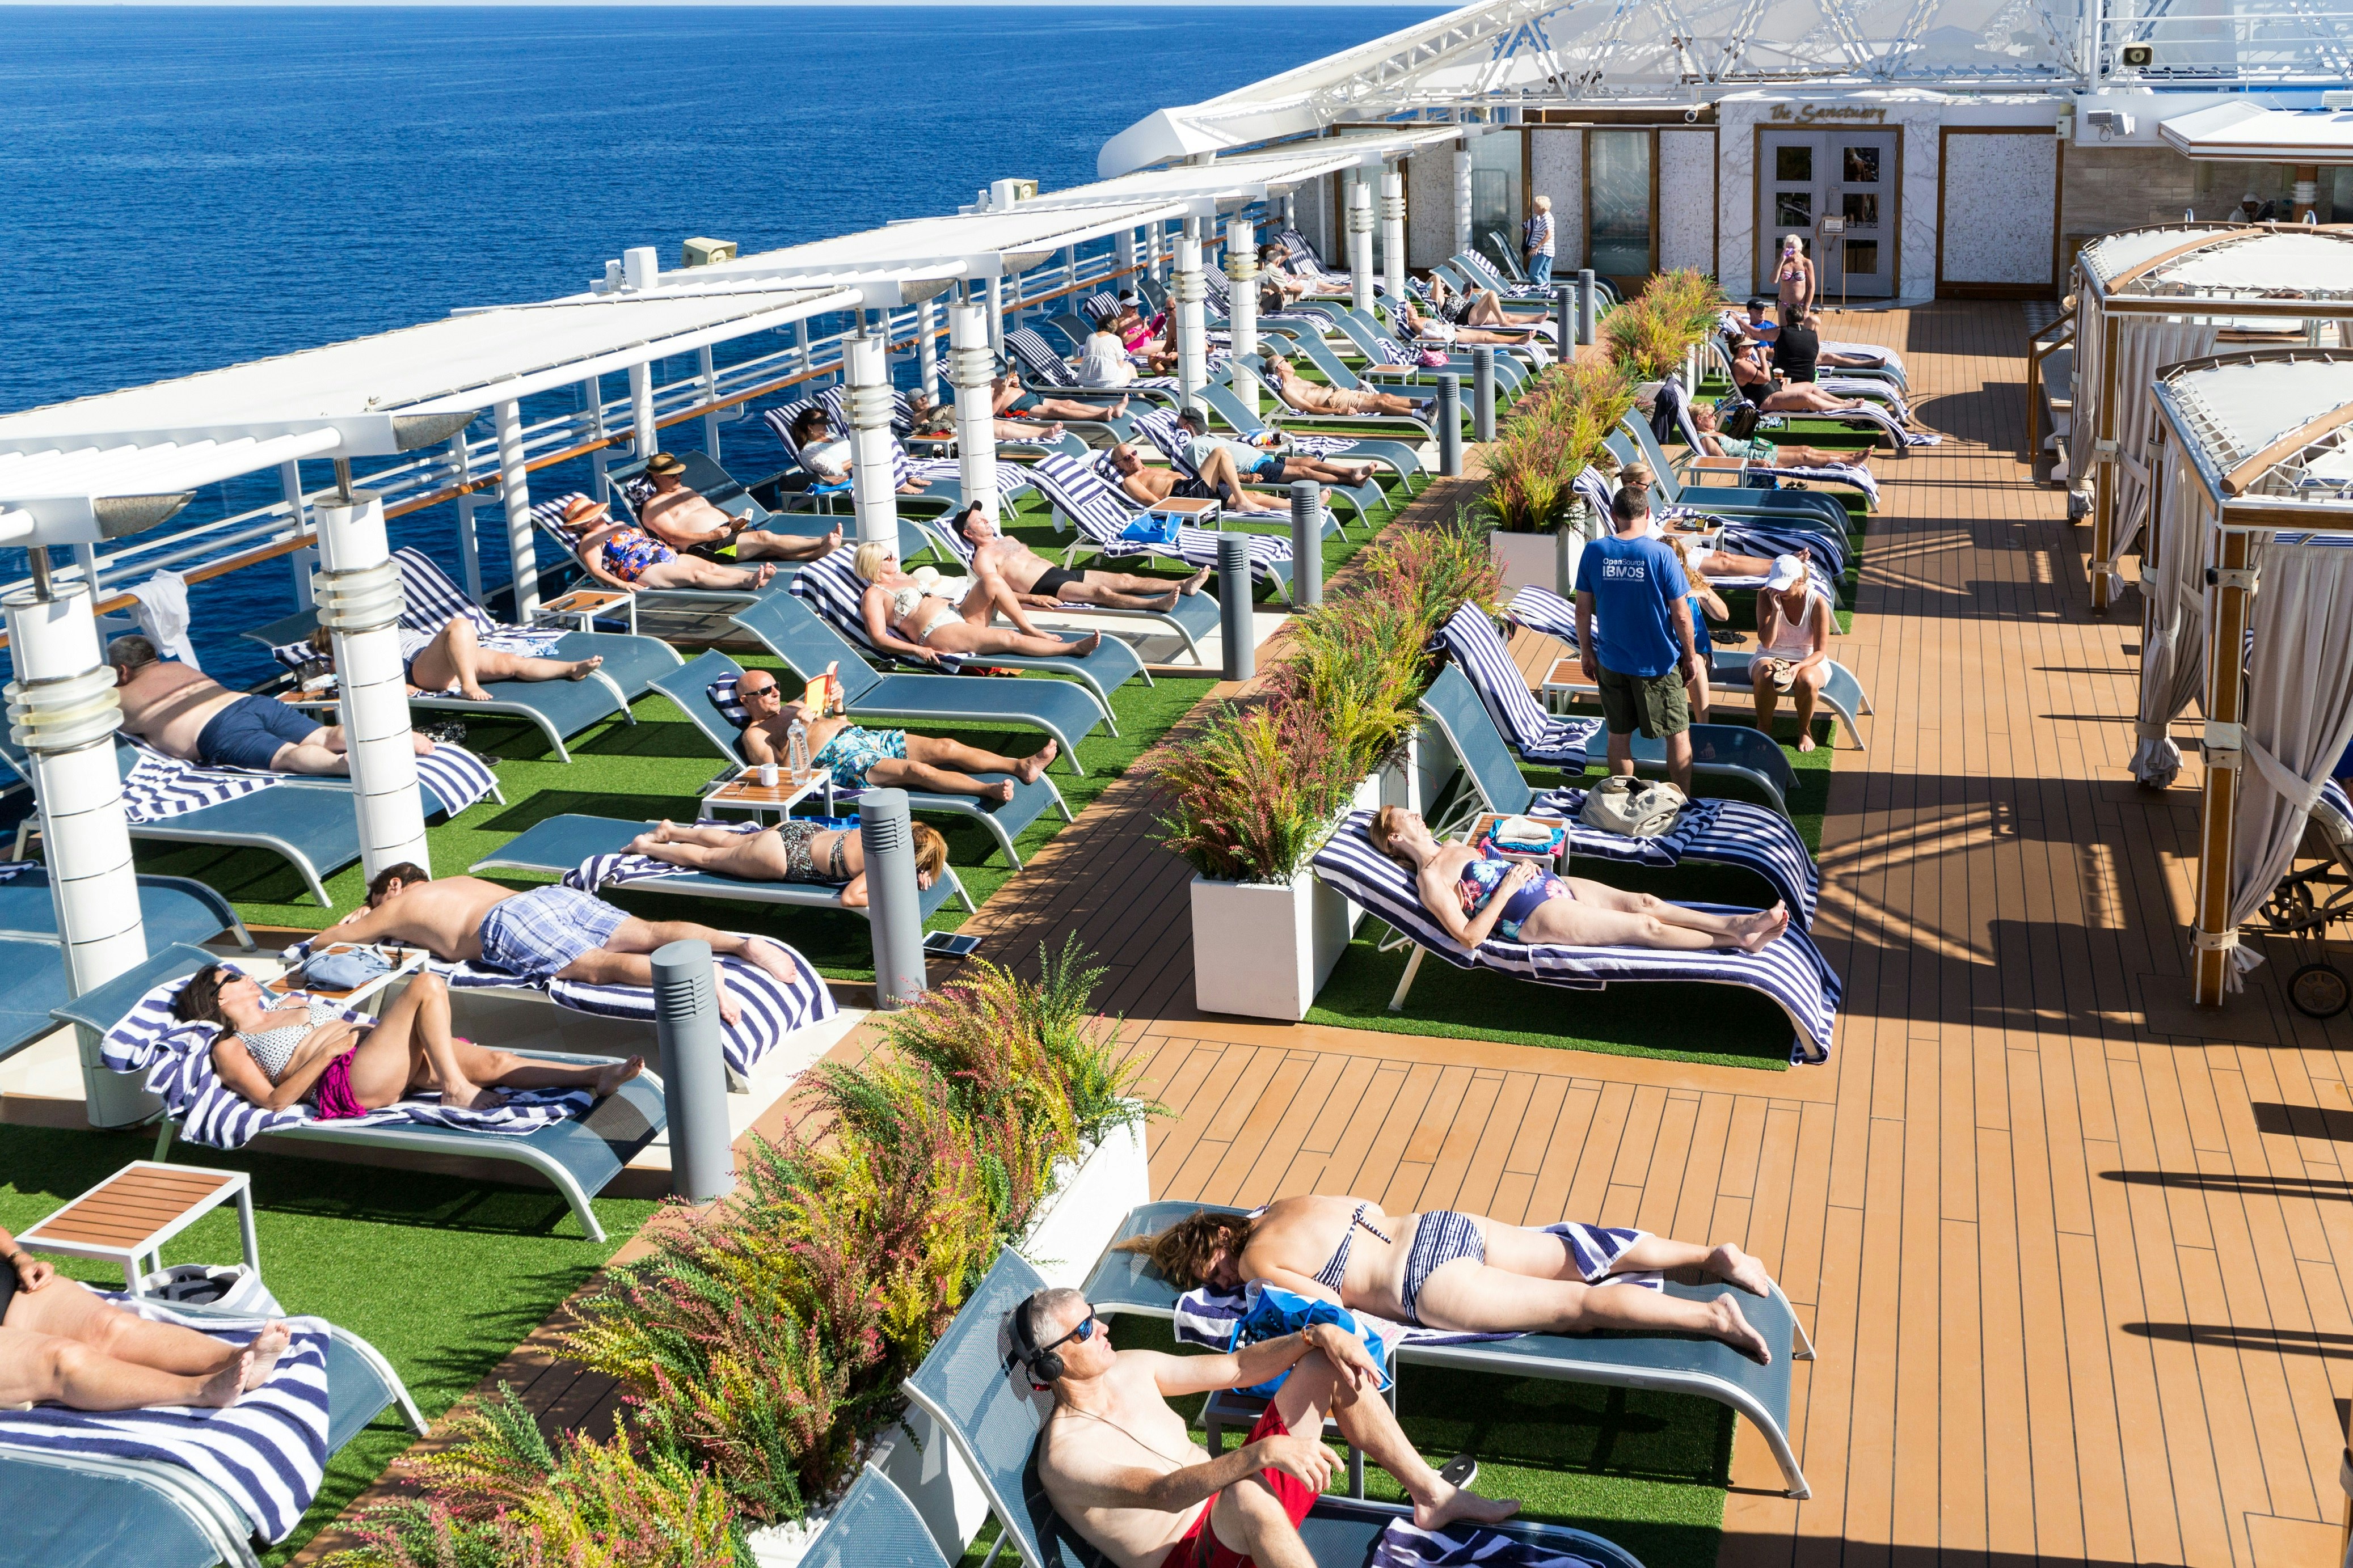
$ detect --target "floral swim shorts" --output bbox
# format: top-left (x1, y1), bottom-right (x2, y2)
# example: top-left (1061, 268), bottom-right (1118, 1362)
top-left (810, 725), bottom-right (909, 789)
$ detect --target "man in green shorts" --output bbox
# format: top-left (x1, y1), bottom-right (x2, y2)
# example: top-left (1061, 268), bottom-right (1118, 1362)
top-left (1572, 483), bottom-right (1700, 793)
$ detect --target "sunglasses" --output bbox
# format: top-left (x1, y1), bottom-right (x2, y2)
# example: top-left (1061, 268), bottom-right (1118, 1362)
top-left (1037, 1309), bottom-right (1102, 1359)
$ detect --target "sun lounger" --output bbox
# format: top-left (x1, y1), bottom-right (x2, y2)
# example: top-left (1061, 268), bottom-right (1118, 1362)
top-left (1002, 326), bottom-right (1182, 418)
top-left (1123, 407), bottom-right (1372, 539)
top-left (243, 547), bottom-right (681, 763)
top-left (1190, 383), bottom-right (1426, 492)
top-left (1649, 379), bottom-right (1880, 509)
top-left (1312, 308), bottom-right (1525, 396)
top-left (1502, 585), bottom-right (1871, 752)
top-left (0, 1292), bottom-right (424, 1568)
top-left (785, 550), bottom-right (1144, 729)
top-left (56, 943), bottom-right (665, 1242)
top-left (1418, 649), bottom-right (1819, 925)
top-left (644, 650), bottom-right (1069, 868)
top-left (1084, 1199), bottom-right (1816, 1500)
top-left (903, 1245), bottom-right (1658, 1568)
top-left (1314, 813), bottom-right (1839, 1062)
top-left (1023, 453), bottom-right (1294, 599)
top-left (1609, 420), bottom-right (1853, 538)
top-left (796, 1464), bottom-right (950, 1568)
top-left (471, 811), bottom-right (971, 919)
top-left (769, 399), bottom-right (1038, 523)
top-left (1238, 339), bottom-right (1441, 442)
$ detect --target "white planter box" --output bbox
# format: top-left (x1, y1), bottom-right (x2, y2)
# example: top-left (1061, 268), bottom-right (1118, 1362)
top-left (1490, 529), bottom-right (1564, 594)
top-left (1191, 869), bottom-right (1355, 1021)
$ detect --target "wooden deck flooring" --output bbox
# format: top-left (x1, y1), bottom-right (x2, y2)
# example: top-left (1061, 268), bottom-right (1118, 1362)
top-left (302, 301), bottom-right (2353, 1568)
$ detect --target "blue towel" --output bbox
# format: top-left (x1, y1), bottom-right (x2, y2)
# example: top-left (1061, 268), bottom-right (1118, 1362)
top-left (1373, 1520), bottom-right (1605, 1568)
top-left (1171, 1283), bottom-right (1395, 1397)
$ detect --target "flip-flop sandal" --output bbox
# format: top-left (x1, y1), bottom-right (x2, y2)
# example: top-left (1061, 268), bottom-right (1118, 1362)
top-left (1439, 1453), bottom-right (1479, 1488)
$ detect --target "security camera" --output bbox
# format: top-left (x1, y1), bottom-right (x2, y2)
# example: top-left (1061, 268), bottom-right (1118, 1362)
top-left (1684, 106), bottom-right (1700, 124)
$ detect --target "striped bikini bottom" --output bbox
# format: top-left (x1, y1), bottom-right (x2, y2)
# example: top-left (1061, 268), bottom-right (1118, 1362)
top-left (1400, 1210), bottom-right (1487, 1325)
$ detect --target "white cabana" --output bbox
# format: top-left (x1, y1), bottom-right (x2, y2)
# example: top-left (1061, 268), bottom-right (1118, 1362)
top-left (2160, 101), bottom-right (2353, 164)
top-left (2068, 224), bottom-right (2353, 619)
top-left (2142, 348), bottom-right (2353, 1005)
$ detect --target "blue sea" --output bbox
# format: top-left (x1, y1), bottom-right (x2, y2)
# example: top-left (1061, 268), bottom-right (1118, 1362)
top-left (0, 5), bottom-right (1435, 685)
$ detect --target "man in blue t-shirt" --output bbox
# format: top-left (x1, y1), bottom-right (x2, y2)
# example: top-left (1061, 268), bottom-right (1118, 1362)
top-left (1573, 483), bottom-right (1701, 792)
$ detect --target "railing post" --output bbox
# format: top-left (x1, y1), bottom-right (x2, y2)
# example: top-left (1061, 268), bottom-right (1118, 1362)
top-left (858, 790), bottom-right (930, 1009)
top-left (950, 303), bottom-right (1000, 523)
top-left (279, 460), bottom-right (314, 608)
top-left (650, 939), bottom-right (736, 1202)
top-left (699, 345), bottom-right (722, 463)
top-left (494, 398), bottom-right (538, 618)
top-left (311, 491), bottom-right (431, 880)
top-left (446, 434), bottom-right (482, 603)
top-left (1437, 375), bottom-right (1462, 476)
top-left (1290, 482), bottom-right (1322, 608)
top-left (1218, 532), bottom-right (1256, 683)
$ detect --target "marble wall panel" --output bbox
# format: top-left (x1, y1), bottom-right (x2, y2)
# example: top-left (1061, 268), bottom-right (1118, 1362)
top-left (1939, 132), bottom-right (2058, 284)
top-left (1659, 130), bottom-right (1717, 274)
top-left (1530, 129), bottom-right (1585, 269)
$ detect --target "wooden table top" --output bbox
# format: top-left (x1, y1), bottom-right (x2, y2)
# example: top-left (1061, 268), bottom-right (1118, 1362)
top-left (706, 771), bottom-right (826, 807)
top-left (542, 588), bottom-right (631, 611)
top-left (24, 1165), bottom-right (239, 1253)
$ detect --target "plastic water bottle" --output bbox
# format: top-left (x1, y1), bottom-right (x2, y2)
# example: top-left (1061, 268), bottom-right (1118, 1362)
top-left (786, 719), bottom-right (811, 781)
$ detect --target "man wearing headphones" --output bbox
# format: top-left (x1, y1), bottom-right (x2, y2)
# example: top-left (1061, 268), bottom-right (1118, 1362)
top-left (1019, 1286), bottom-right (1518, 1568)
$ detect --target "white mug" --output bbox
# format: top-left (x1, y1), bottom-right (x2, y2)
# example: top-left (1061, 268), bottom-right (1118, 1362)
top-left (757, 763), bottom-right (779, 788)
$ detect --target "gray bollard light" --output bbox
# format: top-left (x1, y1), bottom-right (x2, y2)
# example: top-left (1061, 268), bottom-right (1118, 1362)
top-left (1436, 375), bottom-right (1462, 477)
top-left (1576, 269), bottom-right (1597, 346)
top-left (1289, 482), bottom-right (1323, 607)
top-left (650, 939), bottom-right (735, 1203)
top-left (858, 788), bottom-right (929, 1009)
top-left (1470, 347), bottom-right (1495, 442)
top-left (1555, 284), bottom-right (1576, 356)
top-left (1218, 530), bottom-right (1255, 682)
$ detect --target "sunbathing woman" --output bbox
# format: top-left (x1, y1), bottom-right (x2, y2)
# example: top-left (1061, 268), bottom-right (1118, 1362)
top-left (306, 620), bottom-right (602, 705)
top-left (1724, 339), bottom-right (1883, 420)
top-left (1393, 293), bottom-right (1536, 350)
top-left (1688, 402), bottom-right (1865, 472)
top-left (788, 408), bottom-right (934, 495)
top-left (1263, 353), bottom-right (1426, 418)
top-left (1114, 1197), bottom-right (1776, 1362)
top-left (851, 542), bottom-right (1102, 663)
top-left (1370, 804), bottom-right (1788, 953)
top-left (0, 1226), bottom-right (289, 1411)
top-left (992, 369), bottom-right (1127, 426)
top-left (561, 496), bottom-right (777, 594)
top-left (626, 818), bottom-right (948, 907)
top-left (177, 965), bottom-right (642, 1115)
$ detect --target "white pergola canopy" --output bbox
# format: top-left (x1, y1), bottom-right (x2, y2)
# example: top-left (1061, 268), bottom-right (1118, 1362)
top-left (2161, 100), bottom-right (2353, 163)
top-left (2158, 352), bottom-right (2353, 503)
top-left (2082, 224), bottom-right (2353, 302)
top-left (0, 285), bottom-right (854, 546)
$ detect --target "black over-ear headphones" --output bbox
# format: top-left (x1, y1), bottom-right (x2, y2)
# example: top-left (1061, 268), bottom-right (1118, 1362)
top-left (1008, 1297), bottom-right (1062, 1391)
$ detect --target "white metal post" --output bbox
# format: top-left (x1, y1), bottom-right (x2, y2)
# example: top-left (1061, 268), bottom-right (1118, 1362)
top-left (279, 461), bottom-right (315, 611)
top-left (1382, 164), bottom-right (1409, 307)
top-left (1225, 217), bottom-right (1261, 417)
top-left (845, 333), bottom-right (901, 549)
top-left (583, 377), bottom-right (610, 504)
top-left (1150, 223), bottom-right (1166, 282)
top-left (1281, 191), bottom-right (1296, 234)
top-left (312, 492), bottom-right (430, 879)
top-left (494, 398), bottom-right (538, 618)
top-left (949, 303), bottom-right (1001, 524)
top-left (1174, 232), bottom-right (1209, 405)
top-left (1118, 226), bottom-right (1138, 284)
top-left (448, 433), bottom-right (483, 603)
top-left (986, 274), bottom-right (1006, 355)
top-left (698, 345), bottom-right (722, 463)
top-left (629, 360), bottom-right (658, 464)
top-left (1350, 179), bottom-right (1376, 314)
top-left (917, 295), bottom-right (941, 404)
top-left (1454, 141), bottom-right (1474, 257)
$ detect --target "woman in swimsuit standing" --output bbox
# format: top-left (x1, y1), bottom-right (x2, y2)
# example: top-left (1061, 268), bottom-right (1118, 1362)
top-left (1774, 234), bottom-right (1815, 320)
top-left (851, 543), bottom-right (1103, 663)
top-left (624, 818), bottom-right (950, 907)
top-left (1114, 1196), bottom-right (1777, 1360)
top-left (1371, 805), bottom-right (1789, 954)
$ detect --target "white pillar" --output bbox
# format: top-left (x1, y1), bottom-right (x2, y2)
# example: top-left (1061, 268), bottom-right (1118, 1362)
top-left (1225, 217), bottom-right (1261, 417)
top-left (1350, 179), bottom-right (1376, 314)
top-left (448, 434), bottom-right (483, 603)
top-left (949, 303), bottom-right (1001, 524)
top-left (1453, 141), bottom-right (1474, 257)
top-left (985, 274), bottom-right (1006, 355)
top-left (494, 398), bottom-right (538, 618)
top-left (1118, 227), bottom-right (1139, 284)
top-left (1382, 166), bottom-right (1409, 306)
top-left (845, 333), bottom-right (901, 548)
top-left (917, 295), bottom-right (941, 404)
top-left (1174, 233), bottom-right (1209, 404)
top-left (311, 493), bottom-right (431, 879)
top-left (1149, 223), bottom-right (1166, 282)
top-left (698, 345), bottom-right (722, 463)
top-left (629, 360), bottom-right (657, 463)
top-left (1280, 192), bottom-right (1297, 234)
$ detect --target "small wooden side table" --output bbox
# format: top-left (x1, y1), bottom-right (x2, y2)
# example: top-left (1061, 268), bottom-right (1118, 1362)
top-left (19, 1161), bottom-right (261, 1298)
top-left (265, 943), bottom-right (429, 1012)
top-left (701, 766), bottom-right (833, 822)
top-left (537, 586), bottom-right (638, 636)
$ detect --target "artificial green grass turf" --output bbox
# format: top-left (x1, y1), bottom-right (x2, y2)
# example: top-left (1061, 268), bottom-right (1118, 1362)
top-left (959, 1316), bottom-right (1728, 1568)
top-left (0, 1123), bottom-right (654, 1565)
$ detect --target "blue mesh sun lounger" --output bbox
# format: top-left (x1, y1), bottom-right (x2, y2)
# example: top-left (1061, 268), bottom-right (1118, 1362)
top-left (904, 1247), bottom-right (1659, 1567)
top-left (644, 650), bottom-right (1069, 868)
top-left (796, 1464), bottom-right (951, 1568)
top-left (1191, 383), bottom-right (1427, 492)
top-left (0, 864), bottom-right (254, 1063)
top-left (1611, 420), bottom-right (1851, 537)
top-left (54, 943), bottom-right (667, 1242)
top-left (1083, 1201), bottom-right (1816, 1500)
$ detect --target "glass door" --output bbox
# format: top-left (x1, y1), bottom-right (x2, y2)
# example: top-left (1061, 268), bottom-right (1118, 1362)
top-left (1758, 130), bottom-right (1823, 299)
top-left (1823, 132), bottom-right (1896, 298)
top-left (1588, 129), bottom-right (1655, 294)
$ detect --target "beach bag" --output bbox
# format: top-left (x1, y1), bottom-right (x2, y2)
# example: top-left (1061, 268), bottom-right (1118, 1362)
top-left (1418, 349), bottom-right (1450, 368)
top-left (1579, 776), bottom-right (1687, 838)
top-left (1718, 398), bottom-right (1762, 440)
top-left (1119, 513), bottom-right (1180, 548)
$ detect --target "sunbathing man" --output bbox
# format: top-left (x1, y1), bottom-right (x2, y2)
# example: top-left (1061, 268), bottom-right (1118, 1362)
top-left (1105, 442), bottom-right (1287, 517)
top-left (305, 620), bottom-right (602, 705)
top-left (638, 451), bottom-right (841, 560)
top-left (953, 502), bottom-right (1209, 608)
top-left (175, 963), bottom-right (640, 1114)
top-left (109, 635), bottom-right (435, 776)
top-left (1175, 407), bottom-right (1373, 493)
top-left (994, 368), bottom-right (1128, 426)
top-left (623, 818), bottom-right (948, 908)
top-left (1115, 1198), bottom-right (1776, 1359)
top-left (560, 496), bottom-right (778, 595)
top-left (0, 1224), bottom-right (288, 1411)
top-left (318, 865), bottom-right (803, 1026)
top-left (851, 542), bottom-right (1103, 662)
top-left (1261, 352), bottom-right (1426, 419)
top-left (1023, 1286), bottom-right (1520, 1568)
top-left (731, 666), bottom-right (1059, 805)
top-left (1689, 403), bottom-right (1865, 473)
top-left (1392, 292), bottom-right (1538, 352)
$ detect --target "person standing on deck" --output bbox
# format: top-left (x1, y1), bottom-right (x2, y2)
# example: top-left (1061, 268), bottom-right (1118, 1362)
top-left (1523, 195), bottom-right (1555, 290)
top-left (1574, 482), bottom-right (1700, 794)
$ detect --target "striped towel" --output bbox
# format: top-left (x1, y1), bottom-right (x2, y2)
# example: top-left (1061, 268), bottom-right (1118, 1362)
top-left (0, 1293), bottom-right (335, 1542)
top-left (1755, 404), bottom-right (1939, 448)
top-left (1532, 787), bottom-right (1819, 929)
top-left (120, 741), bottom-right (280, 826)
top-left (1373, 1521), bottom-right (1606, 1568)
top-left (561, 817), bottom-right (859, 894)
top-left (96, 964), bottom-right (591, 1151)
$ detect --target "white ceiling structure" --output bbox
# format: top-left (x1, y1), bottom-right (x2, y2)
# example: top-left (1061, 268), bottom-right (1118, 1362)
top-left (1101, 0), bottom-right (2353, 172)
top-left (1034, 126), bottom-right (1473, 214)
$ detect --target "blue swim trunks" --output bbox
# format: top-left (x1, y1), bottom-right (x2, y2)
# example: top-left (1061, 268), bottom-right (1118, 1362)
top-left (477, 885), bottom-right (628, 980)
top-left (810, 725), bottom-right (908, 790)
top-left (194, 694), bottom-right (327, 772)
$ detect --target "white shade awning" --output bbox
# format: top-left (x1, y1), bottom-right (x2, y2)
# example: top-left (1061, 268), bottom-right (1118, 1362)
top-left (2161, 102), bottom-right (2353, 164)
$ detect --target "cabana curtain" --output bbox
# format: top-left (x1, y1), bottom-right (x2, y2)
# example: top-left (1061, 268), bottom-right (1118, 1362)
top-left (2101, 318), bottom-right (2220, 598)
top-left (2216, 543), bottom-right (2353, 988)
top-left (2132, 453), bottom-right (2216, 787)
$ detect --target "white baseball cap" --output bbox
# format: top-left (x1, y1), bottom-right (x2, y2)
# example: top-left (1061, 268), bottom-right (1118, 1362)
top-left (1764, 553), bottom-right (1807, 591)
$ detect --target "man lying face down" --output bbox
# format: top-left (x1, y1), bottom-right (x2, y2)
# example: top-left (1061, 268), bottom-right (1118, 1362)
top-left (109, 634), bottom-right (435, 776)
top-left (1021, 1286), bottom-right (1519, 1568)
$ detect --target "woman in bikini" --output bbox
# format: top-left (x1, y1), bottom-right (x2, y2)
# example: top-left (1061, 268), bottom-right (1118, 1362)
top-left (1371, 804), bottom-right (1788, 953)
top-left (851, 542), bottom-right (1102, 663)
top-left (1689, 400), bottom-right (1863, 472)
top-left (560, 496), bottom-right (777, 594)
top-left (1724, 340), bottom-right (1882, 420)
top-left (1774, 235), bottom-right (1816, 319)
top-left (1263, 353), bottom-right (1425, 419)
top-left (1112, 1195), bottom-right (1776, 1361)
top-left (625, 818), bottom-right (949, 907)
top-left (175, 965), bottom-right (642, 1116)
top-left (306, 620), bottom-right (602, 705)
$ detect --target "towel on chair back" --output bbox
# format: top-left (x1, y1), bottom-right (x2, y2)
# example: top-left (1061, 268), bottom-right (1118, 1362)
top-left (0, 1292), bottom-right (336, 1542)
top-left (117, 737), bottom-right (497, 826)
top-left (1373, 1520), bottom-right (1609, 1568)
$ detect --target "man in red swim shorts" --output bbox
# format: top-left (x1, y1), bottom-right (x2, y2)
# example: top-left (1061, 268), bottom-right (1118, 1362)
top-left (1024, 1288), bottom-right (1520, 1568)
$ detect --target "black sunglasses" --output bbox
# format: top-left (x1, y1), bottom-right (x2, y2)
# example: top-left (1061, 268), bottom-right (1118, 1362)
top-left (1037, 1309), bottom-right (1102, 1359)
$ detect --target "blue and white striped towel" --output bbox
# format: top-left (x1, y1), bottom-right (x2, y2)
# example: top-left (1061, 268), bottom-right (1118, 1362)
top-left (561, 817), bottom-right (860, 894)
top-left (1530, 787), bottom-right (1819, 930)
top-left (0, 1293), bottom-right (334, 1542)
top-left (119, 736), bottom-right (496, 827)
top-left (1373, 1520), bottom-right (1605, 1568)
top-left (98, 964), bottom-right (593, 1150)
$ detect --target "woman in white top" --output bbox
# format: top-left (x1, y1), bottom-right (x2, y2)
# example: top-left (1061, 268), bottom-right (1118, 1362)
top-left (851, 541), bottom-right (1100, 663)
top-left (1748, 554), bottom-right (1833, 751)
top-left (1076, 327), bottom-right (1136, 388)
